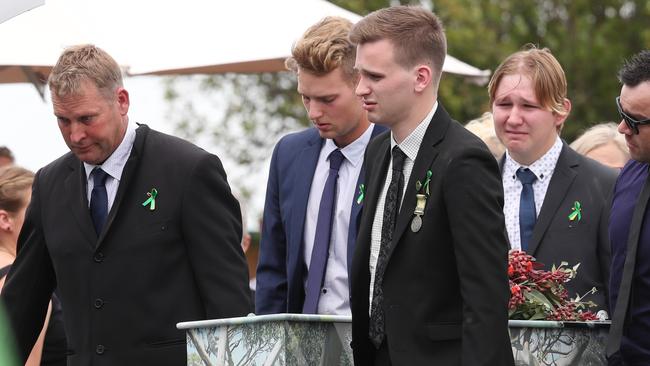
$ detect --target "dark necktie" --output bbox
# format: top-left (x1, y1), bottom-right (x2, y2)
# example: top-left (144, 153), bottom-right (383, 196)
top-left (607, 173), bottom-right (650, 357)
top-left (303, 149), bottom-right (345, 314)
top-left (369, 146), bottom-right (407, 348)
top-left (517, 168), bottom-right (537, 252)
top-left (90, 168), bottom-right (109, 236)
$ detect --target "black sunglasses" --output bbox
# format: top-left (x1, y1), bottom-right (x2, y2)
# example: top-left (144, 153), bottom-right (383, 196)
top-left (616, 96), bottom-right (650, 134)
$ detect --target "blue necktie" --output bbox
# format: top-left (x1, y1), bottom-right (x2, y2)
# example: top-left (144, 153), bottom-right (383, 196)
top-left (369, 146), bottom-right (407, 348)
top-left (517, 168), bottom-right (537, 252)
top-left (303, 149), bottom-right (345, 314)
top-left (90, 168), bottom-right (109, 236)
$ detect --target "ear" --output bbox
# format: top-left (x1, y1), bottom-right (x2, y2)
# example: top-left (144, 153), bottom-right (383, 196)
top-left (555, 98), bottom-right (572, 127)
top-left (0, 210), bottom-right (11, 232)
top-left (414, 64), bottom-right (433, 93)
top-left (116, 87), bottom-right (130, 116)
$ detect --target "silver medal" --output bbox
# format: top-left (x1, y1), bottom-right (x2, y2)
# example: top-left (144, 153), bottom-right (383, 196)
top-left (411, 215), bottom-right (422, 232)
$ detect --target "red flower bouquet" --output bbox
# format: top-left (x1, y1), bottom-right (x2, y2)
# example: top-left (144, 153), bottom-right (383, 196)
top-left (508, 250), bottom-right (599, 321)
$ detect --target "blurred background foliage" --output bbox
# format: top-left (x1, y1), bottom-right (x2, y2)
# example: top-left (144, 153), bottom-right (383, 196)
top-left (164, 0), bottom-right (650, 189)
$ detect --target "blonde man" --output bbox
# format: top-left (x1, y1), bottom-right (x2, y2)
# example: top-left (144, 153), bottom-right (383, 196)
top-left (1, 44), bottom-right (251, 366)
top-left (490, 47), bottom-right (616, 312)
top-left (256, 16), bottom-right (385, 316)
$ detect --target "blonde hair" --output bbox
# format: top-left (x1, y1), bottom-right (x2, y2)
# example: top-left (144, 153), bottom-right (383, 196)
top-left (465, 112), bottom-right (505, 159)
top-left (488, 46), bottom-right (568, 116)
top-left (570, 122), bottom-right (629, 157)
top-left (285, 17), bottom-right (357, 83)
top-left (349, 5), bottom-right (446, 88)
top-left (0, 166), bottom-right (34, 213)
top-left (49, 44), bottom-right (123, 98)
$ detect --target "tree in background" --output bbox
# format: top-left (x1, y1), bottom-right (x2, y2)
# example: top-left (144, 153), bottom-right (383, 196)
top-left (164, 0), bottom-right (650, 200)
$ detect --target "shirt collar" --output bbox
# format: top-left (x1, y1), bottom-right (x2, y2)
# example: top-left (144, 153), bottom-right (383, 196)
top-left (323, 123), bottom-right (375, 168)
top-left (504, 135), bottom-right (563, 182)
top-left (84, 122), bottom-right (137, 181)
top-left (390, 101), bottom-right (438, 161)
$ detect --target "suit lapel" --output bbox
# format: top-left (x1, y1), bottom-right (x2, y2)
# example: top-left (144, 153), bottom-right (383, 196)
top-left (347, 125), bottom-right (388, 271)
top-left (528, 144), bottom-right (578, 255)
top-left (65, 158), bottom-right (97, 246)
top-left (97, 125), bottom-right (147, 246)
top-left (288, 133), bottom-right (322, 257)
top-left (389, 107), bottom-right (449, 257)
top-left (358, 138), bottom-right (391, 251)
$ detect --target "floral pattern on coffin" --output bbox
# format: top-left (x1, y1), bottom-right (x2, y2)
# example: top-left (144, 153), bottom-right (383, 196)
top-left (180, 315), bottom-right (610, 366)
top-left (183, 314), bottom-right (353, 366)
top-left (509, 320), bottom-right (609, 366)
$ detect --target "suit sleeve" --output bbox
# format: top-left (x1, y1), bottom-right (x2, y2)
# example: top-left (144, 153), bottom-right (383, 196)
top-left (182, 154), bottom-right (252, 317)
top-left (1, 171), bottom-right (56, 363)
top-left (255, 141), bottom-right (289, 314)
top-left (443, 145), bottom-right (513, 366)
top-left (598, 170), bottom-right (617, 312)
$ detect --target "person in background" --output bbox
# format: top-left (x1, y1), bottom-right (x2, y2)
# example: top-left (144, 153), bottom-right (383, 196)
top-left (256, 16), bottom-right (384, 316)
top-left (570, 122), bottom-right (630, 170)
top-left (0, 165), bottom-right (67, 366)
top-left (1, 44), bottom-right (251, 366)
top-left (490, 46), bottom-right (616, 311)
top-left (465, 111), bottom-right (506, 159)
top-left (234, 192), bottom-right (256, 297)
top-left (0, 147), bottom-right (15, 167)
top-left (607, 49), bottom-right (650, 366)
top-left (350, 6), bottom-right (513, 365)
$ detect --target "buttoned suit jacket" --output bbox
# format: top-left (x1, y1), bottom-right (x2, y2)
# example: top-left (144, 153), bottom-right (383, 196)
top-left (500, 144), bottom-right (617, 311)
top-left (350, 105), bottom-right (514, 366)
top-left (256, 125), bottom-right (385, 314)
top-left (2, 125), bottom-right (252, 366)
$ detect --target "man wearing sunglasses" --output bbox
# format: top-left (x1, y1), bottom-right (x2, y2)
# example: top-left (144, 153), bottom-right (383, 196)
top-left (608, 50), bottom-right (650, 366)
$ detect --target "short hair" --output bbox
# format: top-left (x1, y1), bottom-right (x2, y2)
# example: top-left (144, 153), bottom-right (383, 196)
top-left (618, 50), bottom-right (650, 87)
top-left (48, 44), bottom-right (123, 98)
top-left (349, 5), bottom-right (447, 88)
top-left (285, 17), bottom-right (357, 83)
top-left (0, 146), bottom-right (14, 162)
top-left (488, 46), bottom-right (569, 116)
top-left (465, 112), bottom-right (505, 159)
top-left (0, 165), bottom-right (34, 213)
top-left (570, 122), bottom-right (629, 158)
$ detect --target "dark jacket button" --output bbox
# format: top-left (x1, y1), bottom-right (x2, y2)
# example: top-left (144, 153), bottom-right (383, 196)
top-left (94, 298), bottom-right (104, 309)
top-left (96, 344), bottom-right (105, 355)
top-left (94, 252), bottom-right (104, 263)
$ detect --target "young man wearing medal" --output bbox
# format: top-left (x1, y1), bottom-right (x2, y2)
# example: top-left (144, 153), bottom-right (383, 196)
top-left (349, 6), bottom-right (513, 365)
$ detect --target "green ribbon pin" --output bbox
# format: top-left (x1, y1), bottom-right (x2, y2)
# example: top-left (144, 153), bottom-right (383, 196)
top-left (357, 184), bottom-right (366, 204)
top-left (568, 201), bottom-right (581, 221)
top-left (142, 188), bottom-right (158, 211)
top-left (422, 170), bottom-right (432, 196)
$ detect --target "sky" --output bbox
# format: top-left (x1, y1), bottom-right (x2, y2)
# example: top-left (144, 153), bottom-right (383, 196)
top-left (0, 76), bottom-right (270, 231)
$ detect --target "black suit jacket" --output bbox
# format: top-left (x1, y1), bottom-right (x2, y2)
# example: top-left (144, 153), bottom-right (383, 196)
top-left (2, 125), bottom-right (252, 366)
top-left (350, 105), bottom-right (514, 365)
top-left (501, 144), bottom-right (617, 311)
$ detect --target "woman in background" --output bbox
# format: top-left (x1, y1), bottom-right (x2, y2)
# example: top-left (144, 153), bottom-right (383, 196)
top-left (0, 166), bottom-right (66, 366)
top-left (570, 122), bottom-right (630, 170)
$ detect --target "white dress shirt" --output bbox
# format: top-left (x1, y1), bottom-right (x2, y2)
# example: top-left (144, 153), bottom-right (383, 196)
top-left (502, 136), bottom-right (563, 250)
top-left (84, 122), bottom-right (136, 212)
top-left (368, 102), bottom-right (438, 310)
top-left (303, 124), bottom-right (375, 315)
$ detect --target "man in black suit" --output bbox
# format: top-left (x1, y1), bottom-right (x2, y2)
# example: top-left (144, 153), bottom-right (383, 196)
top-left (1, 44), bottom-right (251, 365)
top-left (489, 47), bottom-right (616, 311)
top-left (349, 6), bottom-right (513, 366)
top-left (607, 50), bottom-right (650, 365)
